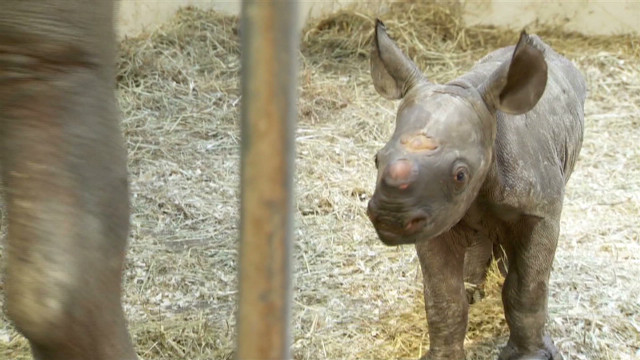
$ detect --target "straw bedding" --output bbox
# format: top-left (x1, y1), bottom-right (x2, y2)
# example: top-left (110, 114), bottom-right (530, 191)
top-left (0, 2), bottom-right (638, 359)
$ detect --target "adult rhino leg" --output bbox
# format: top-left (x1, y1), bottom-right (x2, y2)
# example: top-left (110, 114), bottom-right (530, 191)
top-left (463, 233), bottom-right (493, 304)
top-left (416, 230), bottom-right (468, 360)
top-left (498, 214), bottom-right (562, 360)
top-left (0, 1), bottom-right (137, 359)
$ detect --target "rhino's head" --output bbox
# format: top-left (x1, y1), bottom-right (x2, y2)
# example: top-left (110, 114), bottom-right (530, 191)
top-left (367, 20), bottom-right (548, 245)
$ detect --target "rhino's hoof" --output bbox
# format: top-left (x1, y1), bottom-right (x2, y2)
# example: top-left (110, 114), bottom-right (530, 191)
top-left (498, 336), bottom-right (563, 360)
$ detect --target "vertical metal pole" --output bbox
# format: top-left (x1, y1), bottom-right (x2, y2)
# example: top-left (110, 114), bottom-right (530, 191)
top-left (237, 1), bottom-right (297, 360)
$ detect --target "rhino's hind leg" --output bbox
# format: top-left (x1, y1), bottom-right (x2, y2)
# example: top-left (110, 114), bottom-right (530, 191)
top-left (498, 214), bottom-right (563, 360)
top-left (463, 234), bottom-right (493, 304)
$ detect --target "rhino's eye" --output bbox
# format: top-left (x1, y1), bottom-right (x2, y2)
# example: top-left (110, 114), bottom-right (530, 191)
top-left (374, 154), bottom-right (380, 169)
top-left (453, 166), bottom-right (469, 190)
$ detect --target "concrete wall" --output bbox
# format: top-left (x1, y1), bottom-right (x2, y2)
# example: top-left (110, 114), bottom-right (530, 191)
top-left (462, 1), bottom-right (640, 36)
top-left (117, 0), bottom-right (640, 38)
top-left (116, 1), bottom-right (368, 38)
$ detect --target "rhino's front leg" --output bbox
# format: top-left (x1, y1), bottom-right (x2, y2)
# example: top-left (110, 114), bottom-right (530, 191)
top-left (499, 215), bottom-right (563, 360)
top-left (0, 1), bottom-right (136, 359)
top-left (416, 231), bottom-right (468, 360)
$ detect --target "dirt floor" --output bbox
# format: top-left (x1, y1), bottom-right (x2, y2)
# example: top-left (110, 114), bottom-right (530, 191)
top-left (1, 3), bottom-right (639, 360)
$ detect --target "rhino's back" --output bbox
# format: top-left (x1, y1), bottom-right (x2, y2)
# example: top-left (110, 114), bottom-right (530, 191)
top-left (461, 36), bottom-right (587, 215)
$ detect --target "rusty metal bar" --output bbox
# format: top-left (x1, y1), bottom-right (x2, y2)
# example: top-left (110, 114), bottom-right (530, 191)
top-left (236, 1), bottom-right (298, 359)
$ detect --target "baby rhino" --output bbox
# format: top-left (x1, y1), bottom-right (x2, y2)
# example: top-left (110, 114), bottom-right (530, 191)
top-left (367, 21), bottom-right (585, 360)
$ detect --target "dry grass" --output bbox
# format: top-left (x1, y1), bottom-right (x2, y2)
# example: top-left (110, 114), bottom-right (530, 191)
top-left (1, 2), bottom-right (639, 359)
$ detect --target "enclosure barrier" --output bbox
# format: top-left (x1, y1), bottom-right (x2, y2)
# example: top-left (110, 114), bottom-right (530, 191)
top-left (236, 1), bottom-right (298, 359)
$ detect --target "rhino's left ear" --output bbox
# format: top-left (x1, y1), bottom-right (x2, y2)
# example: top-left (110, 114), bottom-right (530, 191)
top-left (480, 31), bottom-right (548, 115)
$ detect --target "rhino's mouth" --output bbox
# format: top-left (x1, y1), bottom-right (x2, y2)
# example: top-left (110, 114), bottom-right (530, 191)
top-left (375, 228), bottom-right (423, 246)
top-left (367, 204), bottom-right (429, 245)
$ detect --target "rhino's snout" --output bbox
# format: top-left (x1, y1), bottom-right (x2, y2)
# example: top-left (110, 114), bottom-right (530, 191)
top-left (367, 157), bottom-right (429, 245)
top-left (367, 198), bottom-right (428, 245)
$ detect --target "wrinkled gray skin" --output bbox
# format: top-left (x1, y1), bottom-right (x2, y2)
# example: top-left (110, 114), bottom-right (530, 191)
top-left (0, 1), bottom-right (137, 359)
top-left (367, 20), bottom-right (585, 360)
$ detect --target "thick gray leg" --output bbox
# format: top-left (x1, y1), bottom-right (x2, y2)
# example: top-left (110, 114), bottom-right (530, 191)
top-left (0, 1), bottom-right (137, 359)
top-left (498, 215), bottom-right (562, 360)
top-left (416, 230), bottom-right (468, 360)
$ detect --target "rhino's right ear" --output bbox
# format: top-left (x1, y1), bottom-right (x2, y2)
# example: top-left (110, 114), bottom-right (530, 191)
top-left (370, 20), bottom-right (425, 100)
